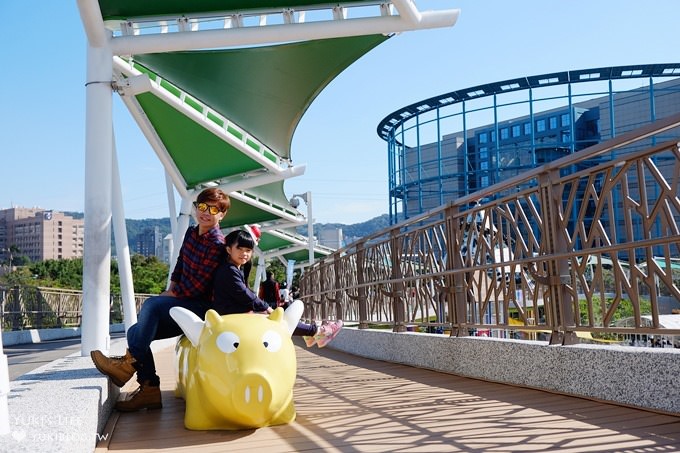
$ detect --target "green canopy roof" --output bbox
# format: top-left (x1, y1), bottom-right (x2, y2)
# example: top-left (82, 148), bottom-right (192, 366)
top-left (113, 33), bottom-right (388, 262)
top-left (134, 35), bottom-right (388, 159)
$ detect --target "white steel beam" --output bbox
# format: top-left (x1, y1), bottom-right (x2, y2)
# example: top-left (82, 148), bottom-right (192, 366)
top-left (390, 0), bottom-right (422, 25)
top-left (110, 10), bottom-right (460, 55)
top-left (215, 165), bottom-right (306, 194)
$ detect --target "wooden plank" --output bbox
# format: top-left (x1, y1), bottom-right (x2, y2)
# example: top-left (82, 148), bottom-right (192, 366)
top-left (99, 338), bottom-right (680, 452)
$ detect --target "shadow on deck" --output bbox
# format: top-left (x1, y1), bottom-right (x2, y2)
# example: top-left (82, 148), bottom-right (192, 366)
top-left (98, 338), bottom-right (680, 452)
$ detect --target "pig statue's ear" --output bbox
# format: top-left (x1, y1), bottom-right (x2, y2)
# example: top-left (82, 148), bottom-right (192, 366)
top-left (170, 306), bottom-right (204, 347)
top-left (283, 300), bottom-right (304, 335)
top-left (204, 309), bottom-right (223, 330)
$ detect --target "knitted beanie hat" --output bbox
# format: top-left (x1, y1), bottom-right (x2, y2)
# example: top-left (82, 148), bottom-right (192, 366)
top-left (244, 224), bottom-right (262, 245)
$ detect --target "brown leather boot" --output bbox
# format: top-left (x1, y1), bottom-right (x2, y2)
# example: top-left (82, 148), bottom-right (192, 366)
top-left (90, 349), bottom-right (136, 387)
top-left (115, 381), bottom-right (162, 412)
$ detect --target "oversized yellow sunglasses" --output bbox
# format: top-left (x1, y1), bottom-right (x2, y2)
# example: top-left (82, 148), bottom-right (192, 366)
top-left (193, 201), bottom-right (221, 215)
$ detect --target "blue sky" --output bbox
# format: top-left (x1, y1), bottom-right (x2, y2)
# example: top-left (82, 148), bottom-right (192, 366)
top-left (1, 1), bottom-right (679, 224)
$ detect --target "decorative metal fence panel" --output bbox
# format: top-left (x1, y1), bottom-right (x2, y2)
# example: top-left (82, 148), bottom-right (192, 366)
top-left (0, 286), bottom-right (153, 331)
top-left (300, 113), bottom-right (680, 346)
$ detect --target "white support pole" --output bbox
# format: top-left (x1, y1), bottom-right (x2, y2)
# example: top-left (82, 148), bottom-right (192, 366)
top-left (167, 196), bottom-right (193, 288)
top-left (81, 41), bottom-right (114, 356)
top-left (112, 140), bottom-right (137, 332)
top-left (254, 251), bottom-right (266, 291)
top-left (76, 0), bottom-right (108, 48)
top-left (306, 191), bottom-right (315, 266)
top-left (165, 172), bottom-right (178, 239)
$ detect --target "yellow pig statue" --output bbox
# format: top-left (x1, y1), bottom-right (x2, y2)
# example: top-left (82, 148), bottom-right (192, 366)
top-left (169, 301), bottom-right (303, 430)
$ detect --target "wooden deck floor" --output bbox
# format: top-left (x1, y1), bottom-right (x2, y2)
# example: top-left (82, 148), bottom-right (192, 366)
top-left (97, 338), bottom-right (680, 452)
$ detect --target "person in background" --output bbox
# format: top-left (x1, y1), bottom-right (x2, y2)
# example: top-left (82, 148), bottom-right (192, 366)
top-left (259, 270), bottom-right (281, 309)
top-left (279, 281), bottom-right (291, 309)
top-left (213, 229), bottom-right (342, 348)
top-left (90, 187), bottom-right (230, 411)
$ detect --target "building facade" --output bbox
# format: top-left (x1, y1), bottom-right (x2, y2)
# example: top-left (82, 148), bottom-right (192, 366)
top-left (378, 64), bottom-right (680, 227)
top-left (135, 226), bottom-right (166, 261)
top-left (0, 207), bottom-right (84, 263)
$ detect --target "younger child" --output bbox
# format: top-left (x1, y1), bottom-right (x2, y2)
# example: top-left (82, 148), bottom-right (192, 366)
top-left (213, 229), bottom-right (342, 347)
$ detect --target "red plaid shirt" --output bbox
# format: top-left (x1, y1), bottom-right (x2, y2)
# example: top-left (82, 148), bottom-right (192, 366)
top-left (170, 225), bottom-right (225, 301)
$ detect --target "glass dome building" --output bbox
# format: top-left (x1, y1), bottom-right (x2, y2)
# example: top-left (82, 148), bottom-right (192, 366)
top-left (378, 64), bottom-right (680, 225)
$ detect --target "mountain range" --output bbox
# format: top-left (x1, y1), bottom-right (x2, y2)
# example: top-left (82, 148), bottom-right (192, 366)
top-left (67, 212), bottom-right (390, 251)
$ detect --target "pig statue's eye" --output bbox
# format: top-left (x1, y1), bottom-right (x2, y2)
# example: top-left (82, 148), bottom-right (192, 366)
top-left (216, 331), bottom-right (240, 354)
top-left (262, 330), bottom-right (282, 352)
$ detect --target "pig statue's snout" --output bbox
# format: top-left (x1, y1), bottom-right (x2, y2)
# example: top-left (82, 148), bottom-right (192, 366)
top-left (234, 373), bottom-right (273, 425)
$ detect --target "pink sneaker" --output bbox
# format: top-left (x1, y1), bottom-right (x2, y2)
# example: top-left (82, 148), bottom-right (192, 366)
top-left (302, 335), bottom-right (317, 348)
top-left (315, 320), bottom-right (343, 348)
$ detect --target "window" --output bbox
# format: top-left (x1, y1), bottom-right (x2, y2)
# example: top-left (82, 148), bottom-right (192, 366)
top-left (561, 113), bottom-right (571, 127)
top-left (512, 125), bottom-right (521, 138)
top-left (500, 128), bottom-right (509, 140)
top-left (536, 119), bottom-right (546, 132)
top-left (478, 132), bottom-right (488, 144)
top-left (490, 131), bottom-right (496, 142)
top-left (549, 117), bottom-right (557, 129)
top-left (524, 122), bottom-right (531, 135)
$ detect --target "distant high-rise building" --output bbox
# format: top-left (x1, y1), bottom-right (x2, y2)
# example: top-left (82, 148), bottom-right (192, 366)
top-left (135, 226), bottom-right (165, 261)
top-left (0, 207), bottom-right (84, 262)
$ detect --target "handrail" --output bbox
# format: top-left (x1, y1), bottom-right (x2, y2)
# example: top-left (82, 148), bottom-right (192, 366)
top-left (0, 286), bottom-right (153, 331)
top-left (300, 114), bottom-right (680, 346)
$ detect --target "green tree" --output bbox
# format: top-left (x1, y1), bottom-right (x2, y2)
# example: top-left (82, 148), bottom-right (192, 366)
top-left (29, 259), bottom-right (84, 288)
top-left (266, 260), bottom-right (286, 286)
top-left (1, 255), bottom-right (169, 296)
top-left (2, 267), bottom-right (35, 286)
top-left (128, 255), bottom-right (169, 294)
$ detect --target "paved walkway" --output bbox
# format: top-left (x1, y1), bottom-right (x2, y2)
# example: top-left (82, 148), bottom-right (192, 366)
top-left (97, 338), bottom-right (680, 452)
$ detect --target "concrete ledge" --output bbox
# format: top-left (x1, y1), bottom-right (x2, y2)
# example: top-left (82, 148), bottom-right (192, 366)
top-left (2, 324), bottom-right (125, 347)
top-left (0, 339), bottom-right (126, 452)
top-left (329, 327), bottom-right (680, 415)
top-left (0, 332), bottom-right (176, 452)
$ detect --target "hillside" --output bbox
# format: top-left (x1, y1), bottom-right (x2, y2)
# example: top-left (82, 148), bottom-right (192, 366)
top-left (67, 212), bottom-right (389, 251)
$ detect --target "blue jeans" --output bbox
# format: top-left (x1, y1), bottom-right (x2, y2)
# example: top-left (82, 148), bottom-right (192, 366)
top-left (126, 295), bottom-right (210, 385)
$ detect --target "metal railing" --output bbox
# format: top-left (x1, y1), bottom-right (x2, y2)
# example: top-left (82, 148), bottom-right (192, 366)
top-left (300, 113), bottom-right (680, 346)
top-left (0, 286), bottom-right (153, 331)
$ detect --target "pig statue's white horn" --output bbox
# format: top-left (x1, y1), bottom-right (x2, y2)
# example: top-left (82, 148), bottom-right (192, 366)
top-left (283, 300), bottom-right (304, 335)
top-left (170, 306), bottom-right (205, 347)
